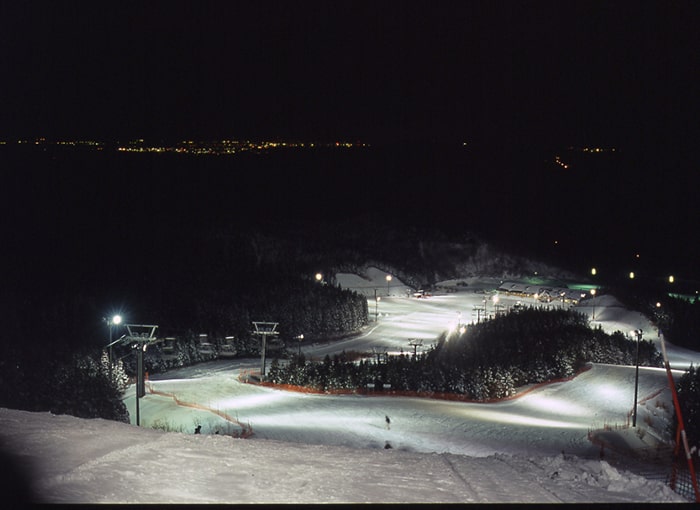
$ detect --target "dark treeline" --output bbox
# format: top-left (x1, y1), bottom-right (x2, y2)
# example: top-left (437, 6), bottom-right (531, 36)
top-left (653, 297), bottom-right (700, 352)
top-left (609, 284), bottom-right (700, 352)
top-left (676, 365), bottom-right (700, 448)
top-left (268, 308), bottom-right (663, 400)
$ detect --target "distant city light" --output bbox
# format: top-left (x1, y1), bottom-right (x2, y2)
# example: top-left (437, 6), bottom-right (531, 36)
top-left (5, 137), bottom-right (370, 155)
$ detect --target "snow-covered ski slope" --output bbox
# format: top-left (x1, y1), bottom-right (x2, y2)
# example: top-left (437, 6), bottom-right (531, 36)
top-left (1, 270), bottom-right (697, 503)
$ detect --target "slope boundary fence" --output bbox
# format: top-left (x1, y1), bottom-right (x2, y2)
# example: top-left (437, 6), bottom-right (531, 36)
top-left (145, 382), bottom-right (253, 438)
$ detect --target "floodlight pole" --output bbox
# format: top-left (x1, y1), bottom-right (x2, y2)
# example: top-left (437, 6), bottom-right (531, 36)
top-left (293, 334), bottom-right (304, 357)
top-left (374, 289), bottom-right (380, 322)
top-left (105, 315), bottom-right (122, 384)
top-left (632, 329), bottom-right (642, 427)
top-left (109, 323), bottom-right (113, 382)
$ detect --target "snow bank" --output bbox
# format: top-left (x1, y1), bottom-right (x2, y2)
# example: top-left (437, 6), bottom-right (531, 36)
top-left (0, 408), bottom-right (687, 503)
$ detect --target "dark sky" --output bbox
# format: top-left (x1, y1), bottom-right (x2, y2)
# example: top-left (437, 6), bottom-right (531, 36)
top-left (1, 1), bottom-right (698, 148)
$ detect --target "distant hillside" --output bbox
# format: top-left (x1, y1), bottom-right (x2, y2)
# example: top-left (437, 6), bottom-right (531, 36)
top-left (250, 215), bottom-right (578, 289)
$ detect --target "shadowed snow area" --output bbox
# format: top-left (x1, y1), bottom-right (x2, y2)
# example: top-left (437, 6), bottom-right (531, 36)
top-left (0, 408), bottom-right (686, 503)
top-left (1, 271), bottom-right (697, 503)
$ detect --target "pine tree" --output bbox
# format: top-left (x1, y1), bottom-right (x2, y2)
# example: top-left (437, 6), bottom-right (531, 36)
top-left (675, 365), bottom-right (700, 448)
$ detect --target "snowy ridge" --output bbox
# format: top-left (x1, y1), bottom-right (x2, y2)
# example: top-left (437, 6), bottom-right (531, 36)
top-left (0, 407), bottom-right (686, 504)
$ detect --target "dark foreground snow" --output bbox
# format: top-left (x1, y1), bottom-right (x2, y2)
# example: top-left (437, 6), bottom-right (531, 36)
top-left (0, 407), bottom-right (686, 504)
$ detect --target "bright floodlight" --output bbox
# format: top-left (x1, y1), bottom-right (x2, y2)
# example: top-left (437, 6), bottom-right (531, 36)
top-left (315, 273), bottom-right (323, 281)
top-left (669, 275), bottom-right (675, 283)
top-left (112, 315), bottom-right (122, 325)
top-left (591, 267), bottom-right (597, 276)
top-left (386, 275), bottom-right (392, 282)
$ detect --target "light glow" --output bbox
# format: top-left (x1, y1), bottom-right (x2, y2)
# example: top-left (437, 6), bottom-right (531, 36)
top-left (213, 391), bottom-right (292, 411)
top-left (520, 394), bottom-right (589, 417)
top-left (463, 407), bottom-right (581, 429)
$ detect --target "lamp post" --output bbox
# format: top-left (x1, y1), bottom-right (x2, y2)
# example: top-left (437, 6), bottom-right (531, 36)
top-left (386, 274), bottom-right (392, 296)
top-left (106, 314), bottom-right (122, 383)
top-left (631, 328), bottom-right (643, 427)
top-left (457, 312), bottom-right (466, 334)
top-left (374, 290), bottom-right (381, 322)
top-left (590, 288), bottom-right (596, 320)
top-left (296, 334), bottom-right (304, 357)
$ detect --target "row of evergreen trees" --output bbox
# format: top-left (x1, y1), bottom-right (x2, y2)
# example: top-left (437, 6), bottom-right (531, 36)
top-left (267, 307), bottom-right (663, 401)
top-left (653, 296), bottom-right (700, 351)
top-left (676, 365), bottom-right (700, 448)
top-left (0, 276), bottom-right (368, 421)
top-left (0, 344), bottom-right (130, 423)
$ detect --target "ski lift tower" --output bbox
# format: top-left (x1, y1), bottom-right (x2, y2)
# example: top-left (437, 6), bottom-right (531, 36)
top-left (253, 321), bottom-right (278, 381)
top-left (124, 323), bottom-right (158, 426)
top-left (408, 338), bottom-right (423, 357)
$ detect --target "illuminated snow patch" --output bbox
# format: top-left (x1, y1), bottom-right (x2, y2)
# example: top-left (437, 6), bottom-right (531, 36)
top-left (213, 391), bottom-right (296, 411)
top-left (245, 410), bottom-right (369, 428)
top-left (587, 381), bottom-right (628, 401)
top-left (520, 394), bottom-right (589, 417)
top-left (465, 408), bottom-right (581, 429)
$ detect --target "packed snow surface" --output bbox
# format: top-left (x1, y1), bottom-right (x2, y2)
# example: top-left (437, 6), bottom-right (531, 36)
top-left (0, 407), bottom-right (687, 504)
top-left (1, 272), bottom-right (698, 503)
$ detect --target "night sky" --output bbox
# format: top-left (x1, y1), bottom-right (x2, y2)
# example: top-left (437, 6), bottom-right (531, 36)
top-left (1, 1), bottom-right (700, 296)
top-left (1, 1), bottom-right (698, 149)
